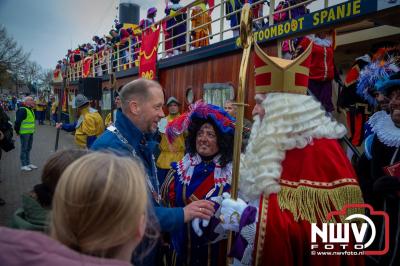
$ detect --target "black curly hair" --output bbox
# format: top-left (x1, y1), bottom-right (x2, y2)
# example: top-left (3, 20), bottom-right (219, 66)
top-left (185, 117), bottom-right (234, 167)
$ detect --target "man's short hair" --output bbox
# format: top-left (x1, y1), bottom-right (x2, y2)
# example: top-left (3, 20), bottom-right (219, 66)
top-left (23, 96), bottom-right (33, 102)
top-left (224, 99), bottom-right (235, 106)
top-left (119, 78), bottom-right (162, 108)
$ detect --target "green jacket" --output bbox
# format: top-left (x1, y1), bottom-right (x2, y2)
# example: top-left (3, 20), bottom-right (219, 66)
top-left (9, 193), bottom-right (49, 232)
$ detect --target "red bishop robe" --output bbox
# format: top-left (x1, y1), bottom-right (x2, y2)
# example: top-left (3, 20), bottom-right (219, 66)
top-left (253, 138), bottom-right (365, 266)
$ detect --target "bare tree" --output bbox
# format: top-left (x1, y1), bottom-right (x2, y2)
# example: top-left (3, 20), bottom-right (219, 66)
top-left (23, 61), bottom-right (42, 92)
top-left (0, 25), bottom-right (30, 90)
top-left (0, 26), bottom-right (30, 74)
top-left (0, 26), bottom-right (55, 96)
top-left (39, 68), bottom-right (54, 92)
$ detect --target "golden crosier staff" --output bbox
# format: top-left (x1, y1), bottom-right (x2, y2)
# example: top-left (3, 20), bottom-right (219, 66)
top-left (110, 71), bottom-right (117, 123)
top-left (227, 3), bottom-right (253, 263)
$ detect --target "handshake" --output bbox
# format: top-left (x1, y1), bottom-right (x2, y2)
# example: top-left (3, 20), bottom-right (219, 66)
top-left (192, 193), bottom-right (248, 236)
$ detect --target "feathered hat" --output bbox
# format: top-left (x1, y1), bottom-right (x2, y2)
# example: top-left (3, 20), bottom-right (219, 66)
top-left (356, 58), bottom-right (399, 105)
top-left (166, 100), bottom-right (235, 143)
top-left (374, 71), bottom-right (400, 96)
top-left (254, 41), bottom-right (313, 95)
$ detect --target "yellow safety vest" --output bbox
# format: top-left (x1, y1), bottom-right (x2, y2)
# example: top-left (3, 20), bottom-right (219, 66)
top-left (20, 107), bottom-right (35, 134)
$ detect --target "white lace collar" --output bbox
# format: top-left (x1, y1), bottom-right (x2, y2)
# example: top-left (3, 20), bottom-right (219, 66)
top-left (175, 153), bottom-right (232, 187)
top-left (308, 35), bottom-right (332, 47)
top-left (369, 111), bottom-right (400, 147)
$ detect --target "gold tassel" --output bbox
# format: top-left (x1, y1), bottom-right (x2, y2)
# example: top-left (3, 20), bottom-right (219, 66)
top-left (277, 185), bottom-right (364, 224)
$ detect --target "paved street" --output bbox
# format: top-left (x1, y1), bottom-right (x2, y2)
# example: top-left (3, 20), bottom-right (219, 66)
top-left (0, 117), bottom-right (75, 226)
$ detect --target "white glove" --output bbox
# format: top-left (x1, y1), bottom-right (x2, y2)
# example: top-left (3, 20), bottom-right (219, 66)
top-left (220, 192), bottom-right (247, 232)
top-left (192, 218), bottom-right (210, 237)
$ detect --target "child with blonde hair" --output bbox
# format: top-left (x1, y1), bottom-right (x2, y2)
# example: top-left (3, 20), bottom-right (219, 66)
top-left (0, 152), bottom-right (156, 265)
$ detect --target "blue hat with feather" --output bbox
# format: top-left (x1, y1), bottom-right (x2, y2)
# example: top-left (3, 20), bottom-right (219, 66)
top-left (166, 100), bottom-right (235, 143)
top-left (374, 72), bottom-right (400, 96)
top-left (356, 58), bottom-right (399, 106)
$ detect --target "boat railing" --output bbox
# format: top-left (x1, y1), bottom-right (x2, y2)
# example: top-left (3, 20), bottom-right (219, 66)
top-left (66, 0), bottom-right (330, 82)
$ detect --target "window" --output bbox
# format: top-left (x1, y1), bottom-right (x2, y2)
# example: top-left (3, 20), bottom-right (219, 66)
top-left (186, 87), bottom-right (194, 104)
top-left (101, 89), bottom-right (112, 111)
top-left (203, 83), bottom-right (234, 107)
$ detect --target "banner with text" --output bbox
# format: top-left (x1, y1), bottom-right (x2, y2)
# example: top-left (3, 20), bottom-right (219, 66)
top-left (241, 0), bottom-right (399, 46)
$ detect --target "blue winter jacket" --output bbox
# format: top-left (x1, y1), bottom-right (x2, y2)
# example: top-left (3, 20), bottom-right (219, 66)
top-left (91, 110), bottom-right (184, 232)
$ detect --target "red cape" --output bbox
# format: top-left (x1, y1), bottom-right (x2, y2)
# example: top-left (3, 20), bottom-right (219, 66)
top-left (253, 138), bottom-right (364, 266)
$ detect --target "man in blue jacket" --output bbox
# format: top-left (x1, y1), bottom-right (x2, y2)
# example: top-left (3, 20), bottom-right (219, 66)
top-left (91, 78), bottom-right (214, 265)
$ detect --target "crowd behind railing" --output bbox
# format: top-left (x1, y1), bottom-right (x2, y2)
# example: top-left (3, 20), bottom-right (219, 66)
top-left (53, 0), bottom-right (326, 82)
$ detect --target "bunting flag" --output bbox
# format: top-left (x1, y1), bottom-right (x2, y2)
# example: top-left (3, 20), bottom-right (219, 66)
top-left (139, 25), bottom-right (160, 80)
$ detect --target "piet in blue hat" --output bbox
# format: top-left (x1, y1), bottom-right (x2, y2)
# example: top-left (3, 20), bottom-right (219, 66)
top-left (356, 59), bottom-right (399, 106)
top-left (166, 100), bottom-right (235, 143)
top-left (374, 71), bottom-right (400, 97)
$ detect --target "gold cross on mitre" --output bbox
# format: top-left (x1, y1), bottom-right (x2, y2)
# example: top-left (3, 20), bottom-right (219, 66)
top-left (254, 41), bottom-right (313, 95)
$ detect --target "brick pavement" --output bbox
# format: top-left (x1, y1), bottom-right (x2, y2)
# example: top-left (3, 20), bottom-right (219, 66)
top-left (0, 119), bottom-right (75, 226)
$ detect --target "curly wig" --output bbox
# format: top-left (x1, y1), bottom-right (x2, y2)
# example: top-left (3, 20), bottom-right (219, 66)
top-left (185, 117), bottom-right (234, 167)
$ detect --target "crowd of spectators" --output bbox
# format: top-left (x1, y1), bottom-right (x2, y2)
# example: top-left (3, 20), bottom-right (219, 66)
top-left (54, 18), bottom-right (143, 79)
top-left (0, 95), bottom-right (18, 111)
top-left (54, 0), bottom-right (278, 77)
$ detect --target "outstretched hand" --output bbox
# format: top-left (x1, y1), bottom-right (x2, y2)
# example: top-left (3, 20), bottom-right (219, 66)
top-left (183, 199), bottom-right (215, 222)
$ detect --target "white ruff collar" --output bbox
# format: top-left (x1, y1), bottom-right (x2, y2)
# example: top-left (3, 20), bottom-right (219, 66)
top-left (175, 153), bottom-right (232, 187)
top-left (308, 35), bottom-right (332, 47)
top-left (369, 111), bottom-right (400, 147)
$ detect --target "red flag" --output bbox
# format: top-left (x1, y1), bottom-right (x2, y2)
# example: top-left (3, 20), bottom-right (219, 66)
top-left (139, 26), bottom-right (160, 80)
top-left (53, 69), bottom-right (60, 79)
top-left (82, 57), bottom-right (92, 78)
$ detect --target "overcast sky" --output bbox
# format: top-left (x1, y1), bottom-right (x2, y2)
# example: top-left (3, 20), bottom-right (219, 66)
top-left (0, 0), bottom-right (201, 70)
top-left (0, 0), bottom-right (338, 70)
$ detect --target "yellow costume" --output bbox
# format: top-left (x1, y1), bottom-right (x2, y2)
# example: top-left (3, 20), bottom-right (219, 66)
top-left (191, 3), bottom-right (212, 48)
top-left (74, 106), bottom-right (104, 148)
top-left (104, 109), bottom-right (118, 127)
top-left (35, 99), bottom-right (46, 112)
top-left (156, 114), bottom-right (185, 169)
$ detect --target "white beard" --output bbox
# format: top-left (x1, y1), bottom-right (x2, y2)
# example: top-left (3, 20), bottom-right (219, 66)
top-left (238, 93), bottom-right (347, 201)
